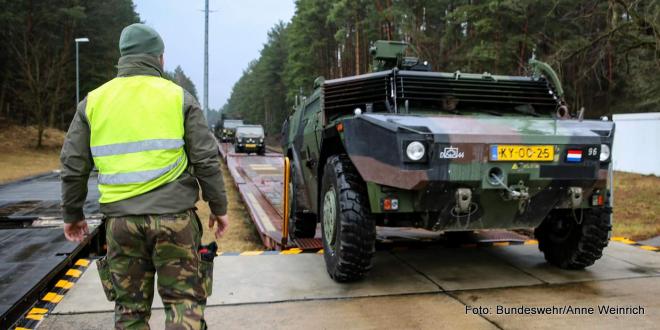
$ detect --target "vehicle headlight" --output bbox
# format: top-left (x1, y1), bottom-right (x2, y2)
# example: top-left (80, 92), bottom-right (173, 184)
top-left (600, 144), bottom-right (611, 162)
top-left (406, 141), bottom-right (425, 161)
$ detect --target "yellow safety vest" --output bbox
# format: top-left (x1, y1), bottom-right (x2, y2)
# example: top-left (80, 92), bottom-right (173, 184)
top-left (85, 75), bottom-right (188, 204)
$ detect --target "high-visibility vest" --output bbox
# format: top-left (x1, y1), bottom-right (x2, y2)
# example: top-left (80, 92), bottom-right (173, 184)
top-left (85, 75), bottom-right (188, 204)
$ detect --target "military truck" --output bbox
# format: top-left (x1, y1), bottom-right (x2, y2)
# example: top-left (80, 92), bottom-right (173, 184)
top-left (282, 40), bottom-right (615, 282)
top-left (235, 125), bottom-right (266, 155)
top-left (215, 119), bottom-right (244, 142)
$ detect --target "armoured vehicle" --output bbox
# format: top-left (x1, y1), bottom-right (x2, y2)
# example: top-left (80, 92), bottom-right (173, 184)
top-left (282, 40), bottom-right (615, 282)
top-left (215, 119), bottom-right (244, 142)
top-left (235, 125), bottom-right (266, 155)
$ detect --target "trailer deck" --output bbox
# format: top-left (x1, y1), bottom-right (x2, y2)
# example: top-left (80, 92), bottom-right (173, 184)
top-left (0, 173), bottom-right (101, 329)
top-left (220, 142), bottom-right (323, 250)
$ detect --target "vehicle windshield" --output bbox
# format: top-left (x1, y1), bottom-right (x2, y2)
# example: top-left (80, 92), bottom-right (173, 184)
top-left (224, 120), bottom-right (244, 129)
top-left (236, 126), bottom-right (264, 136)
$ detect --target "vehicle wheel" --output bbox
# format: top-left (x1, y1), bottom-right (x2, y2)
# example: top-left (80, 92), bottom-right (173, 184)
top-left (258, 148), bottom-right (266, 156)
top-left (535, 208), bottom-right (611, 269)
top-left (321, 154), bottom-right (375, 282)
top-left (287, 161), bottom-right (316, 239)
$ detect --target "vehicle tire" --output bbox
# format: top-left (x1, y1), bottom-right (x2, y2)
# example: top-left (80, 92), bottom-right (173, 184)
top-left (287, 161), bottom-right (316, 239)
top-left (321, 154), bottom-right (375, 282)
top-left (258, 148), bottom-right (266, 156)
top-left (535, 208), bottom-right (611, 269)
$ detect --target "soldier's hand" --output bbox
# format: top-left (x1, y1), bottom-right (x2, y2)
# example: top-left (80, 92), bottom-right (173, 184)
top-left (64, 220), bottom-right (89, 242)
top-left (209, 213), bottom-right (229, 239)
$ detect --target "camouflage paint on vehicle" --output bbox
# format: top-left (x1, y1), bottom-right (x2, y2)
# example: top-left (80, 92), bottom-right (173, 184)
top-left (340, 113), bottom-right (613, 230)
top-left (282, 40), bottom-right (614, 232)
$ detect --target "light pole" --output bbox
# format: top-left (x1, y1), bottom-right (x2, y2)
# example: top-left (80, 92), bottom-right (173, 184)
top-left (75, 37), bottom-right (89, 106)
top-left (204, 0), bottom-right (209, 120)
top-left (199, 2), bottom-right (216, 122)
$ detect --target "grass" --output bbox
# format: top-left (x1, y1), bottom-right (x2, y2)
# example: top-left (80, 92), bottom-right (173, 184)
top-left (0, 148), bottom-right (62, 184)
top-left (0, 123), bottom-right (657, 244)
top-left (195, 161), bottom-right (263, 252)
top-left (0, 124), bottom-right (65, 184)
top-left (612, 172), bottom-right (660, 241)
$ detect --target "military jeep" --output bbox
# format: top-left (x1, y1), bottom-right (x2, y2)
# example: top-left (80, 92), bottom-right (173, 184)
top-left (234, 125), bottom-right (266, 155)
top-left (282, 40), bottom-right (614, 282)
top-left (215, 119), bottom-right (244, 142)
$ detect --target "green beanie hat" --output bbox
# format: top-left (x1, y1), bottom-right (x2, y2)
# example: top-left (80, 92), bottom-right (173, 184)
top-left (118, 23), bottom-right (164, 56)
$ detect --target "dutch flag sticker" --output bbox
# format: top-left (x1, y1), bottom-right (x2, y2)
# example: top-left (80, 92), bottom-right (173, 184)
top-left (566, 149), bottom-right (583, 163)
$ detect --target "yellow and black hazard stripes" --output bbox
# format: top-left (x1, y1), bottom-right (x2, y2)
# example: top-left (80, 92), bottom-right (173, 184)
top-left (461, 239), bottom-right (538, 248)
top-left (611, 236), bottom-right (659, 252)
top-left (215, 237), bottom-right (658, 256)
top-left (217, 247), bottom-right (318, 256)
top-left (12, 258), bottom-right (91, 330)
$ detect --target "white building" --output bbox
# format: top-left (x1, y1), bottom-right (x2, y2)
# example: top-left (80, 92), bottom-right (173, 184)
top-left (612, 112), bottom-right (660, 176)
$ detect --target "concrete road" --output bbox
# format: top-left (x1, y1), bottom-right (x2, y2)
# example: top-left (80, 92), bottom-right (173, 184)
top-left (41, 242), bottom-right (659, 329)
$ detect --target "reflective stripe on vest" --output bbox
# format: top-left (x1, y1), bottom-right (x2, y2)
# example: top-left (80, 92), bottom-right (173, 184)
top-left (90, 138), bottom-right (184, 157)
top-left (98, 154), bottom-right (185, 185)
top-left (85, 75), bottom-right (187, 204)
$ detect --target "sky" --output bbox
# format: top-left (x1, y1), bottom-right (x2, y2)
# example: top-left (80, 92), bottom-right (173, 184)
top-left (133, 0), bottom-right (296, 111)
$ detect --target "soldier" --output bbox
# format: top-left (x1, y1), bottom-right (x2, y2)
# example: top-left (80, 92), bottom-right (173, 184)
top-left (60, 23), bottom-right (228, 329)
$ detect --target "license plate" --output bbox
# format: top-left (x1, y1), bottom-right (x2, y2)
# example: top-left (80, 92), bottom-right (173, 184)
top-left (245, 144), bottom-right (257, 148)
top-left (490, 145), bottom-right (554, 161)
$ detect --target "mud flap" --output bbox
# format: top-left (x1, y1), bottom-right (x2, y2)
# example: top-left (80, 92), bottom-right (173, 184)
top-left (96, 256), bottom-right (116, 301)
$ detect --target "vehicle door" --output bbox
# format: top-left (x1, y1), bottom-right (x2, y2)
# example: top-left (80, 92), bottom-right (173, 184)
top-left (299, 96), bottom-right (321, 212)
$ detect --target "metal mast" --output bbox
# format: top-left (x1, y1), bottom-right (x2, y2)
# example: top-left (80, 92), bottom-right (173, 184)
top-left (204, 0), bottom-right (209, 119)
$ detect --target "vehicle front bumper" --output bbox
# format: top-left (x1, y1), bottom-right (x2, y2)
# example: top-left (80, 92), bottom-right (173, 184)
top-left (236, 141), bottom-right (264, 152)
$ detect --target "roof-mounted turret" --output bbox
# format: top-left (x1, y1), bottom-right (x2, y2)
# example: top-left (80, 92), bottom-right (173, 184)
top-left (369, 40), bottom-right (430, 72)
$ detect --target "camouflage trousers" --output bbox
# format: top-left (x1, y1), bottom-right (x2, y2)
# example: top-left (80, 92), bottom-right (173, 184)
top-left (97, 210), bottom-right (213, 330)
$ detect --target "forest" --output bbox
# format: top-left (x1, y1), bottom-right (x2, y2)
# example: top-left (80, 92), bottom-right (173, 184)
top-left (224, 0), bottom-right (660, 135)
top-left (1, 1), bottom-right (658, 144)
top-left (0, 0), bottom-right (198, 147)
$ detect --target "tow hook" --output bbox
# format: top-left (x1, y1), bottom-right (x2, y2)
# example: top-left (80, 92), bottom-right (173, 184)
top-left (508, 181), bottom-right (530, 214)
top-left (455, 188), bottom-right (472, 214)
top-left (568, 187), bottom-right (583, 209)
top-left (504, 181), bottom-right (529, 201)
top-left (490, 174), bottom-right (529, 201)
top-left (490, 173), bottom-right (530, 213)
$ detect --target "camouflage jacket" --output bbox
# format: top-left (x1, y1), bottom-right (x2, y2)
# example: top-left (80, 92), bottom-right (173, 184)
top-left (60, 54), bottom-right (227, 223)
